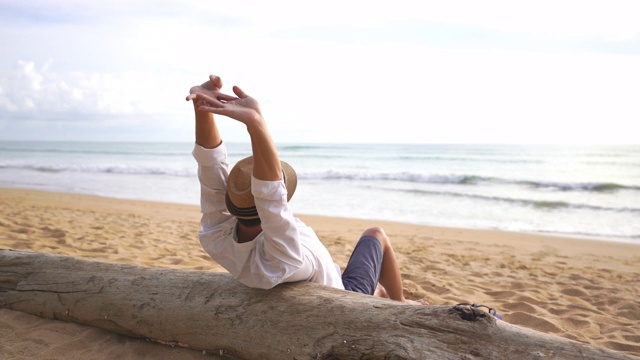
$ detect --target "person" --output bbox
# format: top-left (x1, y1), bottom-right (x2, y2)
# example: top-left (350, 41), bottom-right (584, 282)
top-left (186, 74), bottom-right (426, 305)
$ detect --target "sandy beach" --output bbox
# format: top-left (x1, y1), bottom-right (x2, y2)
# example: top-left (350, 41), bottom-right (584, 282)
top-left (1, 187), bottom-right (639, 358)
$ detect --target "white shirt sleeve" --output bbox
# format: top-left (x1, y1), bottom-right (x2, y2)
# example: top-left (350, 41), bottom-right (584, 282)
top-left (250, 175), bottom-right (315, 285)
top-left (192, 143), bottom-right (233, 231)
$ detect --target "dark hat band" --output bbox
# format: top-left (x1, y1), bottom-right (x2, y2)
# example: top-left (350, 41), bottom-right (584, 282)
top-left (225, 192), bottom-right (259, 219)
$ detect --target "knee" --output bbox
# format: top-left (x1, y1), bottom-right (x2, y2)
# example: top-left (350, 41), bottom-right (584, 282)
top-left (362, 226), bottom-right (391, 250)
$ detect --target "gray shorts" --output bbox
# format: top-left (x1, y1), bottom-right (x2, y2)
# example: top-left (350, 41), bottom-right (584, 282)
top-left (341, 236), bottom-right (383, 295)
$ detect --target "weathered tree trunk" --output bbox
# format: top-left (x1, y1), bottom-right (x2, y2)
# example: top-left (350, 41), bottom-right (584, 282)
top-left (0, 250), bottom-right (635, 360)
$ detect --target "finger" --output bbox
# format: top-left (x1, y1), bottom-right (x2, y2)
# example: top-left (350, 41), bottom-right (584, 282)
top-left (232, 85), bottom-right (249, 99)
top-left (209, 75), bottom-right (223, 89)
top-left (186, 93), bottom-right (197, 101)
top-left (217, 93), bottom-right (239, 102)
top-left (199, 91), bottom-right (238, 103)
top-left (196, 93), bottom-right (225, 107)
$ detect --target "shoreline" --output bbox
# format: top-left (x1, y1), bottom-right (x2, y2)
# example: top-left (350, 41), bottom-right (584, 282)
top-left (1, 187), bottom-right (639, 357)
top-left (1, 185), bottom-right (637, 245)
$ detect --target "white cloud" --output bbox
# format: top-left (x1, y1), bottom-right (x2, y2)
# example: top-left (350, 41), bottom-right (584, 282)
top-left (0, 61), bottom-right (187, 121)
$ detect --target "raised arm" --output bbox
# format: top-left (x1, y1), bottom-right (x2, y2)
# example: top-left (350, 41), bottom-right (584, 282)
top-left (186, 75), bottom-right (225, 149)
top-left (193, 85), bottom-right (281, 182)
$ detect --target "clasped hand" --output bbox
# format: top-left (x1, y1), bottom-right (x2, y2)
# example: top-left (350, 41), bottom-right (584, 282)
top-left (186, 75), bottom-right (263, 125)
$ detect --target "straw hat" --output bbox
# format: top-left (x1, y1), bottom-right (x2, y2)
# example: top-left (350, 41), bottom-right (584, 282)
top-left (225, 156), bottom-right (298, 219)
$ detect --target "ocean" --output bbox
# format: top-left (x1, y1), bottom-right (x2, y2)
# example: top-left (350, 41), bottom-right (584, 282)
top-left (1, 141), bottom-right (639, 243)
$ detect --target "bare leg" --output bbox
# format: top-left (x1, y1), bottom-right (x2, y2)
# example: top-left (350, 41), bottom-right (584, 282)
top-left (363, 227), bottom-right (428, 305)
top-left (374, 285), bottom-right (389, 298)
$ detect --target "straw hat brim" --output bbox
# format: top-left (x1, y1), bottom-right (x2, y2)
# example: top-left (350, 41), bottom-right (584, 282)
top-left (226, 156), bottom-right (297, 219)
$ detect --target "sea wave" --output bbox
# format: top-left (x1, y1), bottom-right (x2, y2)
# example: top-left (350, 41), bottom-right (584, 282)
top-left (0, 163), bottom-right (194, 177)
top-left (282, 151), bottom-right (546, 164)
top-left (299, 170), bottom-right (490, 185)
top-left (0, 148), bottom-right (188, 157)
top-left (299, 170), bottom-right (640, 192)
top-left (517, 180), bottom-right (640, 192)
top-left (0, 144), bottom-right (189, 157)
top-left (3, 162), bottom-right (639, 194)
top-left (388, 188), bottom-right (640, 213)
top-left (534, 230), bottom-right (640, 243)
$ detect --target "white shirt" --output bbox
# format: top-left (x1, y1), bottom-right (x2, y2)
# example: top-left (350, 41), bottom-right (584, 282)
top-left (193, 143), bottom-right (345, 290)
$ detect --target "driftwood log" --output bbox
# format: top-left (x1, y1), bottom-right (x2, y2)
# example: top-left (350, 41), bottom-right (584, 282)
top-left (0, 249), bottom-right (636, 360)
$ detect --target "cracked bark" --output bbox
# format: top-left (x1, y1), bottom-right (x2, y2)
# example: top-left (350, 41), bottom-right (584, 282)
top-left (0, 249), bottom-right (636, 360)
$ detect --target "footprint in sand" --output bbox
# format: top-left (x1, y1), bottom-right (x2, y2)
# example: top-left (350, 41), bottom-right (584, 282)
top-left (500, 302), bottom-right (538, 314)
top-left (41, 226), bottom-right (67, 239)
top-left (560, 287), bottom-right (589, 298)
top-left (508, 311), bottom-right (563, 333)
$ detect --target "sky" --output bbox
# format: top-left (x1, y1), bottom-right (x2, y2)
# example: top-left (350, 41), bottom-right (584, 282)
top-left (0, 0), bottom-right (639, 144)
